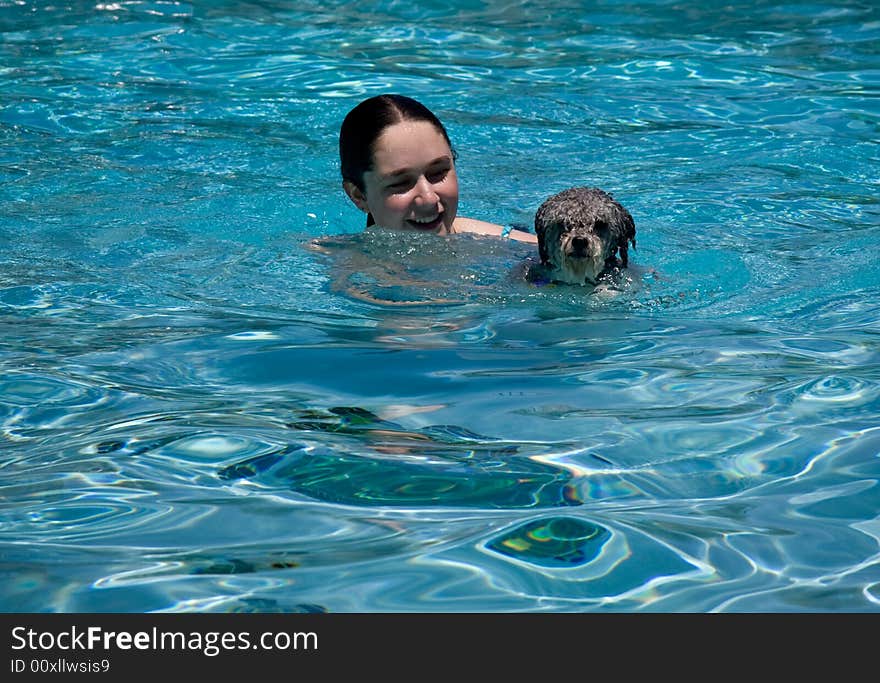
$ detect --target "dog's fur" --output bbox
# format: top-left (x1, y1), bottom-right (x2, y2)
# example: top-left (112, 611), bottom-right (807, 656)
top-left (532, 187), bottom-right (636, 286)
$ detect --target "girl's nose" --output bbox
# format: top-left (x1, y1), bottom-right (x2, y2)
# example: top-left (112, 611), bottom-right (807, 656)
top-left (414, 176), bottom-right (439, 205)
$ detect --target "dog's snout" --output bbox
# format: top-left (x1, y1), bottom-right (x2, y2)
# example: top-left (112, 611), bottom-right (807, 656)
top-left (571, 236), bottom-right (590, 257)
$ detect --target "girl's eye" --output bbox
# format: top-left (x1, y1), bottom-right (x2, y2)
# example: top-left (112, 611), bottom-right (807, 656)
top-left (385, 167), bottom-right (449, 193)
top-left (427, 169), bottom-right (448, 183)
top-left (387, 179), bottom-right (413, 192)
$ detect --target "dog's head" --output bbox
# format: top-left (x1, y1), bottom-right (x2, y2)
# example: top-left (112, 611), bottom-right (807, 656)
top-left (534, 187), bottom-right (636, 285)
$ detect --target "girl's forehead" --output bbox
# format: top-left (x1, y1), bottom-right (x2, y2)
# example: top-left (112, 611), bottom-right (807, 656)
top-left (372, 120), bottom-right (452, 172)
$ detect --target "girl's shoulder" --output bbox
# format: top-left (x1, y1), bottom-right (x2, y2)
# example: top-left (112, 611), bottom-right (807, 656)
top-left (454, 216), bottom-right (538, 244)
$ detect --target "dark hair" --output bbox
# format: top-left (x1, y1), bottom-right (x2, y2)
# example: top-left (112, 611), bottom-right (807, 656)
top-left (339, 93), bottom-right (457, 194)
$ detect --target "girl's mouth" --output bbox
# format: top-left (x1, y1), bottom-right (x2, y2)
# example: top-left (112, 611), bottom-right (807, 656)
top-left (406, 214), bottom-right (444, 231)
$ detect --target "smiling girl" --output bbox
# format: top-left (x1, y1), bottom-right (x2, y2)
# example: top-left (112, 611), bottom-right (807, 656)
top-left (339, 94), bottom-right (536, 244)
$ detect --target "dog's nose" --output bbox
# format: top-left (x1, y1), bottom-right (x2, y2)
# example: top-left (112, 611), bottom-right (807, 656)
top-left (571, 236), bottom-right (590, 257)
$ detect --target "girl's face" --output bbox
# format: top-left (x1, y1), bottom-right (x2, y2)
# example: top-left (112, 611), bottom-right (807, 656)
top-left (345, 120), bottom-right (459, 235)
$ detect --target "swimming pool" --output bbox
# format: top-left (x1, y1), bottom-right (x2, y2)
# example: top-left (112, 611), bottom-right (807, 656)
top-left (2, 0), bottom-right (879, 612)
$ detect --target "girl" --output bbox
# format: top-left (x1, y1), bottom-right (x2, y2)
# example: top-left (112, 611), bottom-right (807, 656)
top-left (339, 94), bottom-right (536, 244)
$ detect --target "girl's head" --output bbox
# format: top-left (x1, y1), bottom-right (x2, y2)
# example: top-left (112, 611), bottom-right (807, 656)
top-left (339, 94), bottom-right (460, 234)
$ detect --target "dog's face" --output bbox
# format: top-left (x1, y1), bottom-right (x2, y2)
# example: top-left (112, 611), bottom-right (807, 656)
top-left (534, 187), bottom-right (636, 286)
top-left (537, 219), bottom-right (615, 285)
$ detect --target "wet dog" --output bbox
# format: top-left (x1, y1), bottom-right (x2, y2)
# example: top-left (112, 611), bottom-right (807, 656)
top-left (531, 187), bottom-right (636, 286)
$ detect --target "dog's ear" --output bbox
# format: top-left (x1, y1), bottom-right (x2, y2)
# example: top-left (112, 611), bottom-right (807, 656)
top-left (534, 218), bottom-right (550, 265)
top-left (616, 209), bottom-right (636, 267)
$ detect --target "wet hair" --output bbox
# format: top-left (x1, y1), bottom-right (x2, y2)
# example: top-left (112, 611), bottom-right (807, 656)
top-left (339, 94), bottom-right (457, 226)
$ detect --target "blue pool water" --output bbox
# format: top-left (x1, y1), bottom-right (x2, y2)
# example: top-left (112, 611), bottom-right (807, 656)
top-left (2, 0), bottom-right (879, 612)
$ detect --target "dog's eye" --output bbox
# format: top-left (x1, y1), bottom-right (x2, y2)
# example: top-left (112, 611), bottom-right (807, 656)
top-left (594, 220), bottom-right (609, 235)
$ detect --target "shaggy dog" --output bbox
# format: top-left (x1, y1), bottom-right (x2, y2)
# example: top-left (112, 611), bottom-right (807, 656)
top-left (532, 187), bottom-right (636, 286)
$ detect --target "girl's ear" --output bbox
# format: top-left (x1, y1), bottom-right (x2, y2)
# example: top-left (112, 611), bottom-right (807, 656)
top-left (343, 181), bottom-right (368, 213)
